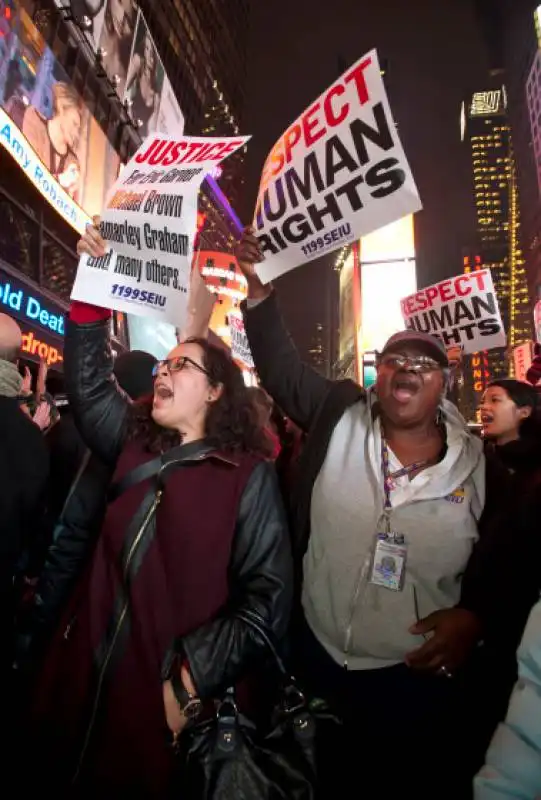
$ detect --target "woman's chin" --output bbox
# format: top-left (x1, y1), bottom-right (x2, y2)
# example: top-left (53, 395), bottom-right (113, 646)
top-left (151, 406), bottom-right (168, 427)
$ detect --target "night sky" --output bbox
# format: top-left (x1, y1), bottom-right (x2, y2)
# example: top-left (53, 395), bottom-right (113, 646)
top-left (240, 0), bottom-right (492, 363)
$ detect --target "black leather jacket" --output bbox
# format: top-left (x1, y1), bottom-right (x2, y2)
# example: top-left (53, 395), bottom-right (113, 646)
top-left (35, 318), bottom-right (293, 699)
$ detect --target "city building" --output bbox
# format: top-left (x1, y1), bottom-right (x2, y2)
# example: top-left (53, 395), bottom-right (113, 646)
top-left (136, 0), bottom-right (249, 208)
top-left (474, 0), bottom-right (541, 339)
top-left (456, 253), bottom-right (492, 423)
top-left (0, 0), bottom-right (250, 376)
top-left (461, 86), bottom-right (532, 383)
top-left (334, 216), bottom-right (417, 384)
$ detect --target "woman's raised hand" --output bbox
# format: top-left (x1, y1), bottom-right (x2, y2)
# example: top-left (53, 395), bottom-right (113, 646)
top-left (77, 215), bottom-right (107, 259)
top-left (235, 226), bottom-right (270, 301)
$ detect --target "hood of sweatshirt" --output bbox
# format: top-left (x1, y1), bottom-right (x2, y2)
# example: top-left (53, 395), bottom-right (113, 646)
top-left (365, 387), bottom-right (485, 519)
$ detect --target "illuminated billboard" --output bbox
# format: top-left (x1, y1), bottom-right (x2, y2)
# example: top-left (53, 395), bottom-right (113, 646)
top-left (469, 89), bottom-right (506, 118)
top-left (52, 0), bottom-right (184, 139)
top-left (0, 0), bottom-right (121, 231)
top-left (197, 250), bottom-right (249, 363)
top-left (339, 252), bottom-right (355, 361)
top-left (0, 0), bottom-right (185, 235)
top-left (359, 215), bottom-right (417, 356)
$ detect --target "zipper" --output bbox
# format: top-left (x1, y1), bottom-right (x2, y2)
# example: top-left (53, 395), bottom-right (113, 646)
top-left (63, 615), bottom-right (77, 641)
top-left (342, 552), bottom-right (372, 669)
top-left (72, 488), bottom-right (163, 783)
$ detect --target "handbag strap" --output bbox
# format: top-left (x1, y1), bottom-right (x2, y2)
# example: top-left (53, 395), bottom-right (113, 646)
top-left (108, 439), bottom-right (211, 502)
top-left (235, 611), bottom-right (289, 678)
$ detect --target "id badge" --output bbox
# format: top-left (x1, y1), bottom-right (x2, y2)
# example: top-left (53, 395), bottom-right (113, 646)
top-left (370, 533), bottom-right (407, 592)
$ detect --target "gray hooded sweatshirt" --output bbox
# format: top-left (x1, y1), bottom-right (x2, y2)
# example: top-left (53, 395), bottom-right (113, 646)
top-left (302, 388), bottom-right (485, 670)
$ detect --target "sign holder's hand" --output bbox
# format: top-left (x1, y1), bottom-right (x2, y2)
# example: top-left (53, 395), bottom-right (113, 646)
top-left (235, 227), bottom-right (270, 301)
top-left (77, 216), bottom-right (107, 259)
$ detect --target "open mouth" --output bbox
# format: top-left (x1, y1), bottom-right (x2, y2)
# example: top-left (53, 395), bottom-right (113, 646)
top-left (391, 375), bottom-right (420, 403)
top-left (480, 411), bottom-right (494, 425)
top-left (154, 383), bottom-right (174, 401)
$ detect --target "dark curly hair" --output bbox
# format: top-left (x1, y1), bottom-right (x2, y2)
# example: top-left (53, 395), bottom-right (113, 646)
top-left (127, 337), bottom-right (273, 457)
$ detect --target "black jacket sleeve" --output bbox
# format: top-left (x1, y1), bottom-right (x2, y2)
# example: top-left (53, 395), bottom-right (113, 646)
top-left (460, 456), bottom-right (541, 654)
top-left (64, 318), bottom-right (129, 466)
top-left (26, 452), bottom-right (112, 656)
top-left (178, 461), bottom-right (293, 699)
top-left (242, 292), bottom-right (331, 433)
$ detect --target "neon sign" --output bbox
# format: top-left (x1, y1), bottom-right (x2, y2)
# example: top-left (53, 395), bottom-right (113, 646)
top-left (21, 330), bottom-right (63, 367)
top-left (469, 90), bottom-right (506, 117)
top-left (0, 273), bottom-right (65, 336)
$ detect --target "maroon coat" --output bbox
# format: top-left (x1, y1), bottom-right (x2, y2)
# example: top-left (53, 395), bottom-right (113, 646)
top-left (31, 319), bottom-right (293, 796)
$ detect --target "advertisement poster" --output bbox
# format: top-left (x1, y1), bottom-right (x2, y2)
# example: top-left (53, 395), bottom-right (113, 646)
top-left (53, 0), bottom-right (185, 137)
top-left (94, 0), bottom-right (138, 98)
top-left (123, 12), bottom-right (165, 138)
top-left (253, 49), bottom-right (422, 284)
top-left (229, 314), bottom-right (254, 369)
top-left (400, 270), bottom-right (506, 355)
top-left (0, 0), bottom-right (120, 230)
top-left (71, 134), bottom-right (249, 326)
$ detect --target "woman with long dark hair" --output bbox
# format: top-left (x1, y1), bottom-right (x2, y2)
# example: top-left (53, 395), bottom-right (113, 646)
top-left (30, 224), bottom-right (292, 796)
top-left (467, 380), bottom-right (541, 771)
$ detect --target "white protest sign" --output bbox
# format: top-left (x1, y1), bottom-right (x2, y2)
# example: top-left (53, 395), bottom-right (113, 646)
top-left (253, 49), bottom-right (422, 284)
top-left (229, 314), bottom-right (254, 369)
top-left (400, 269), bottom-right (506, 355)
top-left (71, 134), bottom-right (249, 326)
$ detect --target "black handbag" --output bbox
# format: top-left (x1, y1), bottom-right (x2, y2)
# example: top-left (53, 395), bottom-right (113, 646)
top-left (175, 613), bottom-right (338, 799)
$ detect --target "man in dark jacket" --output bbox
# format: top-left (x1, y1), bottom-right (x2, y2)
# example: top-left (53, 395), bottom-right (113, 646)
top-left (0, 315), bottom-right (48, 681)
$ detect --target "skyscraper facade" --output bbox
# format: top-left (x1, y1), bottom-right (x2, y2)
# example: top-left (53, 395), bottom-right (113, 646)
top-left (474, 0), bottom-right (541, 331)
top-left (462, 86), bottom-right (532, 381)
top-left (128, 0), bottom-right (250, 209)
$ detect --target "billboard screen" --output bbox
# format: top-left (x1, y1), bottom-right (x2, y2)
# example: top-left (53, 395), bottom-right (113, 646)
top-left (0, 0), bottom-right (185, 234)
top-left (0, 0), bottom-right (121, 231)
top-left (360, 259), bottom-right (417, 352)
top-left (54, 0), bottom-right (185, 138)
top-left (339, 252), bottom-right (355, 361)
top-left (359, 216), bottom-right (417, 354)
top-left (198, 250), bottom-right (248, 351)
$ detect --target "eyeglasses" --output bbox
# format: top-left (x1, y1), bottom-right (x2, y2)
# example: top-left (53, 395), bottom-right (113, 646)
top-left (152, 356), bottom-right (209, 378)
top-left (377, 353), bottom-right (443, 374)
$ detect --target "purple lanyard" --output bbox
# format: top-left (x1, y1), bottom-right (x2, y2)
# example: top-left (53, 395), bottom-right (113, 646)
top-left (381, 438), bottom-right (430, 514)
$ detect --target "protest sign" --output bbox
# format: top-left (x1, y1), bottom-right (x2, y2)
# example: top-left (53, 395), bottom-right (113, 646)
top-left (400, 269), bottom-right (506, 355)
top-left (229, 314), bottom-right (254, 369)
top-left (253, 49), bottom-right (422, 284)
top-left (513, 341), bottom-right (533, 382)
top-left (71, 134), bottom-right (249, 326)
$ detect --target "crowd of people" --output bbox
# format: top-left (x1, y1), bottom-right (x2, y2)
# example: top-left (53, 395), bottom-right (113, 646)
top-left (1, 222), bottom-right (541, 798)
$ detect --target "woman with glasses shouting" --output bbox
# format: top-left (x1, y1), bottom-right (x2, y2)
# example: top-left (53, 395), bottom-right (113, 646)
top-left (233, 227), bottom-right (519, 797)
top-left (28, 222), bottom-right (293, 795)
